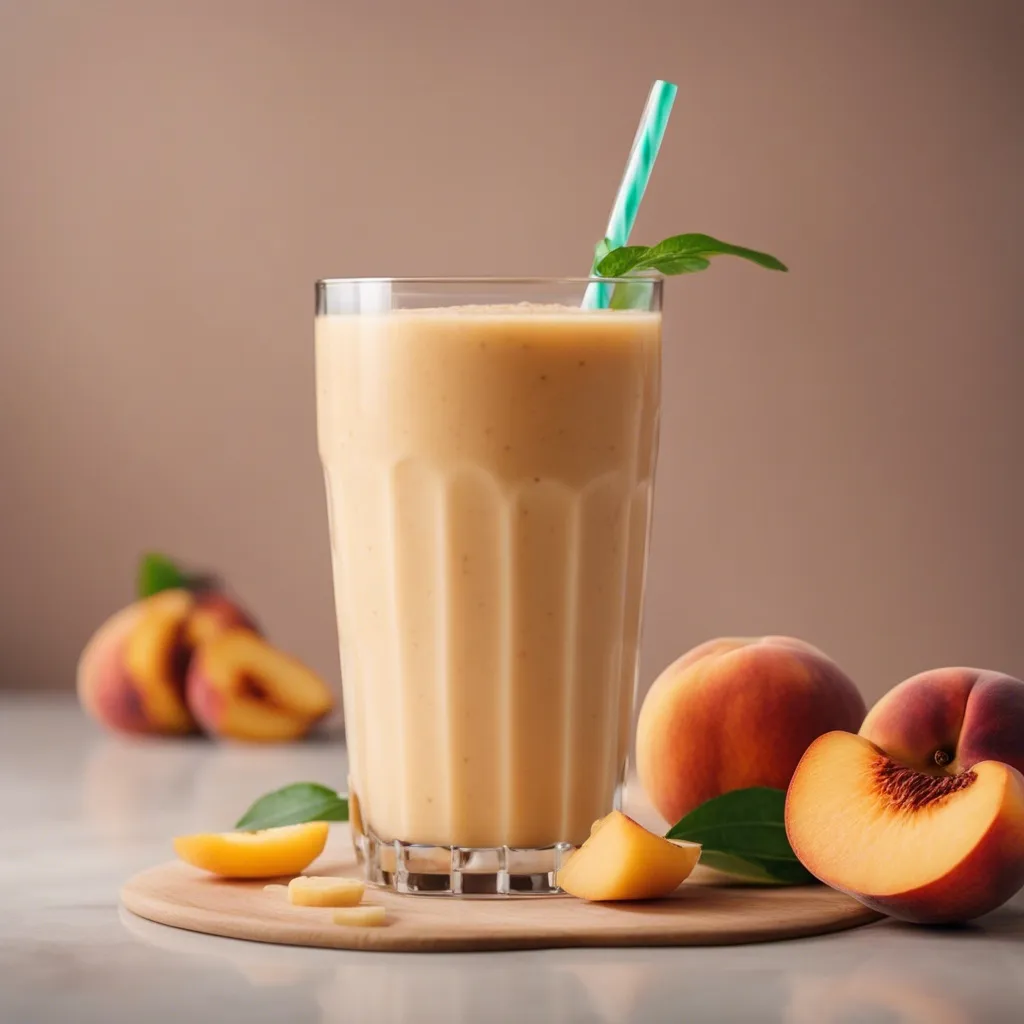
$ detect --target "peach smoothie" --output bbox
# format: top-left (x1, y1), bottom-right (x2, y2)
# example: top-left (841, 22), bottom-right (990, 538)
top-left (315, 299), bottom-right (661, 861)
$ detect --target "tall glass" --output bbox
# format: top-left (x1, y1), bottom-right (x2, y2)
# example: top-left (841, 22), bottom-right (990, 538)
top-left (315, 279), bottom-right (662, 894)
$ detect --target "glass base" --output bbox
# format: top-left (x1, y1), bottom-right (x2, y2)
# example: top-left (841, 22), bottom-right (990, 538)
top-left (354, 827), bottom-right (577, 896)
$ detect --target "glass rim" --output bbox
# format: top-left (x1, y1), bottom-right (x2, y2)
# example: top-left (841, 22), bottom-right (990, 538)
top-left (316, 275), bottom-right (661, 287)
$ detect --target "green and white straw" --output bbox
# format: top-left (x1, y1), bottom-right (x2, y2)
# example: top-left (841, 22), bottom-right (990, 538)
top-left (583, 79), bottom-right (678, 309)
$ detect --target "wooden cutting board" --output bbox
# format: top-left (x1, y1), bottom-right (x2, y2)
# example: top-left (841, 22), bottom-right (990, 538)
top-left (121, 825), bottom-right (880, 952)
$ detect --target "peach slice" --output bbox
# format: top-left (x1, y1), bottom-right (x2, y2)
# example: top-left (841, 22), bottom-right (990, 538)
top-left (332, 906), bottom-right (386, 927)
top-left (786, 731), bottom-right (1024, 923)
top-left (186, 629), bottom-right (334, 742)
top-left (557, 810), bottom-right (701, 901)
top-left (288, 876), bottom-right (365, 907)
top-left (173, 822), bottom-right (329, 878)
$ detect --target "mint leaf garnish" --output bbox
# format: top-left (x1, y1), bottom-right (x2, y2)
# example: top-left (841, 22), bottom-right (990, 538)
top-left (596, 233), bottom-right (787, 277)
top-left (137, 553), bottom-right (188, 598)
top-left (666, 787), bottom-right (814, 885)
top-left (235, 782), bottom-right (348, 831)
top-left (596, 244), bottom-right (647, 276)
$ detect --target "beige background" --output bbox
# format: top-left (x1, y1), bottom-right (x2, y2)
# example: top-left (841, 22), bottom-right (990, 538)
top-left (1, 0), bottom-right (1022, 706)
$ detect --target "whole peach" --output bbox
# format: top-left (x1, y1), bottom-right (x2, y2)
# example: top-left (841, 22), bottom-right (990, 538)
top-left (859, 667), bottom-right (1024, 777)
top-left (637, 636), bottom-right (866, 825)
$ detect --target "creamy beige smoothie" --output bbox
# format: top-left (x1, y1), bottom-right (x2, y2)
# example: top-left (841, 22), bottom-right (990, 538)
top-left (316, 301), bottom-right (661, 856)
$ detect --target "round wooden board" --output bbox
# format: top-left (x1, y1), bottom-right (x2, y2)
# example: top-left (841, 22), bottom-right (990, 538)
top-left (121, 826), bottom-right (881, 952)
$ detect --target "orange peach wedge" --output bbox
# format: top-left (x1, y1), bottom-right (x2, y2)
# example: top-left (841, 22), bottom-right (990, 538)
top-left (186, 629), bottom-right (334, 742)
top-left (557, 811), bottom-right (701, 901)
top-left (786, 731), bottom-right (1024, 923)
top-left (174, 822), bottom-right (330, 878)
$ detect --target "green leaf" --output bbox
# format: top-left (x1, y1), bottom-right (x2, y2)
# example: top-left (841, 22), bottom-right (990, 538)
top-left (595, 233), bottom-right (788, 278)
top-left (640, 233), bottom-right (787, 273)
top-left (666, 786), bottom-right (814, 885)
top-left (592, 237), bottom-right (615, 270)
top-left (644, 255), bottom-right (710, 275)
top-left (137, 552), bottom-right (188, 598)
top-left (235, 782), bottom-right (349, 831)
top-left (594, 245), bottom-right (651, 278)
top-left (697, 849), bottom-right (816, 885)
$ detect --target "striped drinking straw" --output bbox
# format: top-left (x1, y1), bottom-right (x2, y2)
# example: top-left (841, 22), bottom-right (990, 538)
top-left (583, 79), bottom-right (678, 309)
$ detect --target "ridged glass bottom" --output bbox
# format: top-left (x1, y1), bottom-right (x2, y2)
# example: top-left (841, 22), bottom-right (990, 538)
top-left (351, 780), bottom-right (627, 897)
top-left (354, 827), bottom-right (577, 896)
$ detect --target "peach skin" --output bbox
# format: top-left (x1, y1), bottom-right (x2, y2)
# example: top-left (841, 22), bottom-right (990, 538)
top-left (860, 668), bottom-right (1024, 778)
top-left (786, 731), bottom-right (1024, 923)
top-left (185, 590), bottom-right (260, 647)
top-left (186, 629), bottom-right (334, 742)
top-left (77, 589), bottom-right (198, 736)
top-left (637, 637), bottom-right (866, 825)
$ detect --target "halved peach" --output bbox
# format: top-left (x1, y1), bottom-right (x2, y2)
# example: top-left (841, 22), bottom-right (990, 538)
top-left (186, 629), bottom-right (334, 742)
top-left (173, 822), bottom-right (329, 878)
top-left (77, 590), bottom-right (197, 736)
top-left (786, 731), bottom-right (1024, 923)
top-left (77, 588), bottom-right (260, 738)
top-left (557, 810), bottom-right (701, 901)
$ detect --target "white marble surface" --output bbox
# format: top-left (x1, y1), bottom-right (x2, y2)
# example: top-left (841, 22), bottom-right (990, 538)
top-left (1, 695), bottom-right (1022, 1024)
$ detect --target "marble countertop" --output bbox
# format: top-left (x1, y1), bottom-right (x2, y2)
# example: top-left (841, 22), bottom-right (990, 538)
top-left (1, 695), bottom-right (1021, 1024)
